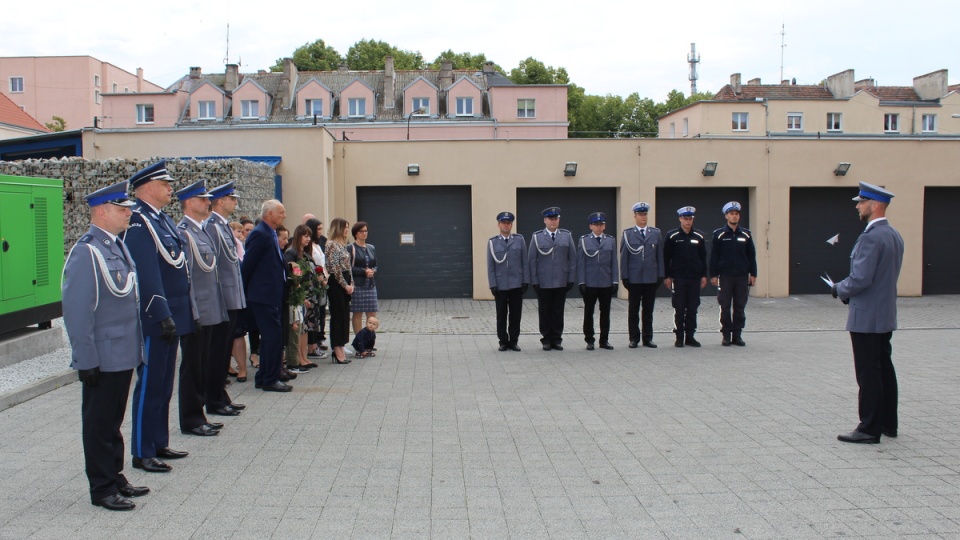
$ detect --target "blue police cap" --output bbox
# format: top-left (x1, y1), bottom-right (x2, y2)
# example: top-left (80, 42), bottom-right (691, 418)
top-left (677, 206), bottom-right (696, 217)
top-left (588, 212), bottom-right (607, 224)
top-left (175, 179), bottom-right (212, 201)
top-left (852, 182), bottom-right (894, 204)
top-left (85, 180), bottom-right (135, 207)
top-left (632, 202), bottom-right (650, 213)
top-left (497, 211), bottom-right (515, 222)
top-left (722, 201), bottom-right (741, 214)
top-left (208, 181), bottom-right (237, 200)
top-left (128, 160), bottom-right (174, 190)
top-left (542, 207), bottom-right (561, 218)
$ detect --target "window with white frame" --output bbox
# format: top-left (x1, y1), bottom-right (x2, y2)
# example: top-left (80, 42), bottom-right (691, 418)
top-left (883, 113), bottom-right (899, 133)
top-left (198, 100), bottom-right (216, 119)
top-left (922, 114), bottom-right (937, 133)
top-left (669, 123), bottom-right (676, 138)
top-left (136, 104), bottom-right (154, 124)
top-left (732, 112), bottom-right (748, 131)
top-left (305, 99), bottom-right (323, 117)
top-left (682, 118), bottom-right (689, 137)
top-left (787, 112), bottom-right (803, 131)
top-left (94, 90), bottom-right (101, 104)
top-left (112, 83), bottom-right (118, 93)
top-left (9, 77), bottom-right (24, 93)
top-left (348, 98), bottom-right (366, 117)
top-left (124, 87), bottom-right (130, 93)
top-left (94, 74), bottom-right (100, 87)
top-left (412, 97), bottom-right (430, 115)
top-left (827, 112), bottom-right (842, 131)
top-left (517, 99), bottom-right (536, 118)
top-left (240, 100), bottom-right (259, 119)
top-left (456, 96), bottom-right (474, 116)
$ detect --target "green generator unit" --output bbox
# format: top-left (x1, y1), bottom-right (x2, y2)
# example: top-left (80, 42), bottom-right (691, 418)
top-left (0, 174), bottom-right (64, 335)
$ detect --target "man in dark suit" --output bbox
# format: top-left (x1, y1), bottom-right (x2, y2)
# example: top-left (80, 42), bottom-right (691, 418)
top-left (620, 202), bottom-right (665, 349)
top-left (63, 180), bottom-right (149, 511)
top-left (121, 161), bottom-right (192, 473)
top-left (242, 199), bottom-right (291, 392)
top-left (832, 182), bottom-right (904, 444)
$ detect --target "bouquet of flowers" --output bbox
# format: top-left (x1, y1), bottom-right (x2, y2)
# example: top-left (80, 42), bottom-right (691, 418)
top-left (287, 257), bottom-right (322, 306)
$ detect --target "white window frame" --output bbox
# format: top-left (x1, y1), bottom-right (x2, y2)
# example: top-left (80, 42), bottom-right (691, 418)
top-left (732, 112), bottom-right (749, 131)
top-left (94, 90), bottom-right (101, 104)
top-left (456, 96), bottom-right (474, 116)
top-left (827, 112), bottom-right (842, 132)
top-left (682, 118), bottom-right (689, 137)
top-left (112, 83), bottom-right (118, 93)
top-left (240, 100), bottom-right (259, 119)
top-left (412, 97), bottom-right (430, 116)
top-left (669, 123), bottom-right (676, 138)
top-left (9, 76), bottom-right (24, 93)
top-left (198, 100), bottom-right (216, 120)
top-left (94, 74), bottom-right (100, 87)
top-left (787, 112), bottom-right (803, 131)
top-left (517, 99), bottom-right (536, 118)
top-left (883, 113), bottom-right (899, 133)
top-left (305, 99), bottom-right (323, 117)
top-left (922, 114), bottom-right (937, 133)
top-left (124, 87), bottom-right (130, 93)
top-left (136, 104), bottom-right (154, 124)
top-left (348, 97), bottom-right (366, 117)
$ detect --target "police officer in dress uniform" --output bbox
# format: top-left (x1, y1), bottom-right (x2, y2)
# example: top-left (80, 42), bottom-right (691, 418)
top-left (175, 180), bottom-right (230, 437)
top-left (487, 211), bottom-right (527, 351)
top-left (663, 206), bottom-right (707, 347)
top-left (577, 212), bottom-right (619, 350)
top-left (62, 180), bottom-right (150, 511)
top-left (832, 182), bottom-right (904, 444)
top-left (121, 161), bottom-right (193, 473)
top-left (204, 182), bottom-right (248, 415)
top-left (620, 202), bottom-right (665, 349)
top-left (527, 207), bottom-right (577, 351)
top-left (710, 201), bottom-right (757, 346)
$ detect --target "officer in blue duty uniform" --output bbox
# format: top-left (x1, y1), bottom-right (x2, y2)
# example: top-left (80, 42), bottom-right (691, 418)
top-left (62, 180), bottom-right (149, 511)
top-left (527, 206), bottom-right (576, 351)
top-left (121, 160), bottom-right (194, 472)
top-left (487, 211), bottom-right (527, 351)
top-left (709, 201), bottom-right (757, 346)
top-left (577, 212), bottom-right (618, 350)
top-left (620, 202), bottom-right (664, 349)
top-left (663, 206), bottom-right (707, 347)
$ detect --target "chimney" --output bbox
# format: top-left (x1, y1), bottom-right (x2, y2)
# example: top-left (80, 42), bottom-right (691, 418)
top-left (855, 78), bottom-right (876, 91)
top-left (482, 62), bottom-right (496, 75)
top-left (747, 78), bottom-right (761, 86)
top-left (282, 57), bottom-right (297, 110)
top-left (136, 67), bottom-right (144, 93)
top-left (913, 69), bottom-right (948, 100)
top-left (781, 79), bottom-right (790, 85)
top-left (440, 59), bottom-right (453, 89)
top-left (338, 64), bottom-right (349, 73)
top-left (225, 64), bottom-right (239, 92)
top-left (189, 67), bottom-right (202, 79)
top-left (730, 73), bottom-right (741, 94)
top-left (825, 69), bottom-right (855, 98)
top-left (384, 56), bottom-right (395, 109)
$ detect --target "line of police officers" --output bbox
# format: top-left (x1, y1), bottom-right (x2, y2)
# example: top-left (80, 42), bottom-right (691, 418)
top-left (62, 161), bottom-right (250, 511)
top-left (487, 201), bottom-right (758, 352)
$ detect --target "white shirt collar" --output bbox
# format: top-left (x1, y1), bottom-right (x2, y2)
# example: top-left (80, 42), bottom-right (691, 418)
top-left (92, 224), bottom-right (118, 243)
top-left (184, 215), bottom-right (204, 228)
top-left (864, 216), bottom-right (887, 232)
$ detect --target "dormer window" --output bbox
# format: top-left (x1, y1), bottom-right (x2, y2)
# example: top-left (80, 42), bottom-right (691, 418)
top-left (456, 97), bottom-right (474, 116)
top-left (198, 101), bottom-right (216, 120)
top-left (412, 98), bottom-right (430, 116)
top-left (306, 99), bottom-right (323, 117)
top-left (348, 98), bottom-right (366, 117)
top-left (241, 100), bottom-right (259, 119)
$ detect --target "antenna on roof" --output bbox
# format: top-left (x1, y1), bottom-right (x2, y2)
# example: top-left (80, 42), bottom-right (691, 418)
top-left (687, 43), bottom-right (700, 96)
top-left (223, 23), bottom-right (230, 65)
top-left (779, 22), bottom-right (787, 83)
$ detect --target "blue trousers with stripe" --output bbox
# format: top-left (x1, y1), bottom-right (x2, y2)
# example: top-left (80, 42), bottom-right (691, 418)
top-left (130, 335), bottom-right (179, 458)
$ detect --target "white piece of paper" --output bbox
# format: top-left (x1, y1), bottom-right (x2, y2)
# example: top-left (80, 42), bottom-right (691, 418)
top-left (820, 272), bottom-right (835, 288)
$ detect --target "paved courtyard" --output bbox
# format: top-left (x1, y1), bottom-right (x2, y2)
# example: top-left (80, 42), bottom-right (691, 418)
top-left (0, 295), bottom-right (958, 539)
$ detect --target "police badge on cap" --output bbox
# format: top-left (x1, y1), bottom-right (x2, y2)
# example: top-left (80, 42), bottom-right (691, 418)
top-left (722, 201), bottom-right (741, 214)
top-left (632, 202), bottom-right (650, 213)
top-left (497, 211), bottom-right (515, 222)
top-left (588, 212), bottom-right (607, 224)
top-left (677, 206), bottom-right (696, 217)
top-left (542, 207), bottom-right (561, 218)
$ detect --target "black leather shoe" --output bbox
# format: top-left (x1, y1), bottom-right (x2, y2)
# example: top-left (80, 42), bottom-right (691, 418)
top-left (92, 493), bottom-right (135, 510)
top-left (732, 336), bottom-right (746, 346)
top-left (182, 425), bottom-right (220, 436)
top-left (229, 403), bottom-right (246, 410)
top-left (642, 341), bottom-right (657, 349)
top-left (685, 336), bottom-right (701, 347)
top-left (118, 484), bottom-right (149, 498)
top-left (586, 343), bottom-right (595, 351)
top-left (837, 431), bottom-right (880, 444)
top-left (210, 406), bottom-right (241, 416)
top-left (508, 344), bottom-right (521, 352)
top-left (206, 422), bottom-right (224, 430)
top-left (498, 344), bottom-right (508, 352)
top-left (599, 342), bottom-right (614, 350)
top-left (628, 341), bottom-right (639, 349)
top-left (721, 335), bottom-right (731, 346)
top-left (262, 381), bottom-right (292, 392)
top-left (552, 344), bottom-right (564, 351)
top-left (882, 428), bottom-right (898, 438)
top-left (132, 457), bottom-right (171, 472)
top-left (543, 344), bottom-right (551, 351)
top-left (157, 447), bottom-right (188, 459)
top-left (675, 337), bottom-right (684, 347)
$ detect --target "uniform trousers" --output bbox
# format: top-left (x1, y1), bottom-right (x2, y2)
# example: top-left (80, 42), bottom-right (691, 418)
top-left (83, 369), bottom-right (133, 501)
top-left (178, 326), bottom-right (213, 430)
top-left (537, 287), bottom-right (567, 346)
top-left (626, 282), bottom-right (658, 343)
top-left (850, 331), bottom-right (898, 436)
top-left (582, 286), bottom-right (613, 344)
top-left (717, 275), bottom-right (749, 336)
top-left (328, 280), bottom-right (352, 348)
top-left (671, 278), bottom-right (701, 336)
top-left (131, 335), bottom-right (179, 458)
top-left (206, 312), bottom-right (237, 411)
top-left (249, 301), bottom-right (282, 387)
top-left (494, 287), bottom-right (523, 345)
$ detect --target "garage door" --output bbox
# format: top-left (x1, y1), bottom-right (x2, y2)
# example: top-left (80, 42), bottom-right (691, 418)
top-left (923, 187), bottom-right (960, 294)
top-left (516, 187), bottom-right (618, 298)
top-left (789, 187), bottom-right (867, 295)
top-left (356, 186), bottom-right (472, 298)
top-left (655, 187), bottom-right (750, 297)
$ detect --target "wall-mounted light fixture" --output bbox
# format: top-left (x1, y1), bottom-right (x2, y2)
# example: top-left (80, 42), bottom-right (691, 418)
top-left (564, 162), bottom-right (578, 177)
top-left (834, 162), bottom-right (851, 176)
top-left (407, 164), bottom-right (420, 176)
top-left (702, 161), bottom-right (718, 176)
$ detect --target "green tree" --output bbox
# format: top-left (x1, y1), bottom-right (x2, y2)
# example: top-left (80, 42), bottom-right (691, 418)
top-left (270, 39), bottom-right (343, 72)
top-left (44, 115), bottom-right (66, 132)
top-left (345, 39), bottom-right (424, 70)
top-left (428, 50), bottom-right (501, 72)
top-left (509, 57), bottom-right (566, 85)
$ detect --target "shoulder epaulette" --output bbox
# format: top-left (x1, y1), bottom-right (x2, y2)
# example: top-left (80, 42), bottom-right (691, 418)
top-left (78, 233), bottom-right (93, 244)
top-left (558, 228), bottom-right (570, 233)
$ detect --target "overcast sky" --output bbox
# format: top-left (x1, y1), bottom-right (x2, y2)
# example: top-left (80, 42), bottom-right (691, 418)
top-left (4, 0), bottom-right (957, 100)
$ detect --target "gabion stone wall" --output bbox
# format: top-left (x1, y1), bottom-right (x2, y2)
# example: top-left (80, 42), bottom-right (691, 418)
top-left (0, 157), bottom-right (275, 253)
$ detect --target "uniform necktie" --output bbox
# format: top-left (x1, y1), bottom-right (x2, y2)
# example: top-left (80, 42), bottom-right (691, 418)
top-left (640, 228), bottom-right (645, 241)
top-left (550, 232), bottom-right (555, 241)
top-left (596, 236), bottom-right (601, 245)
